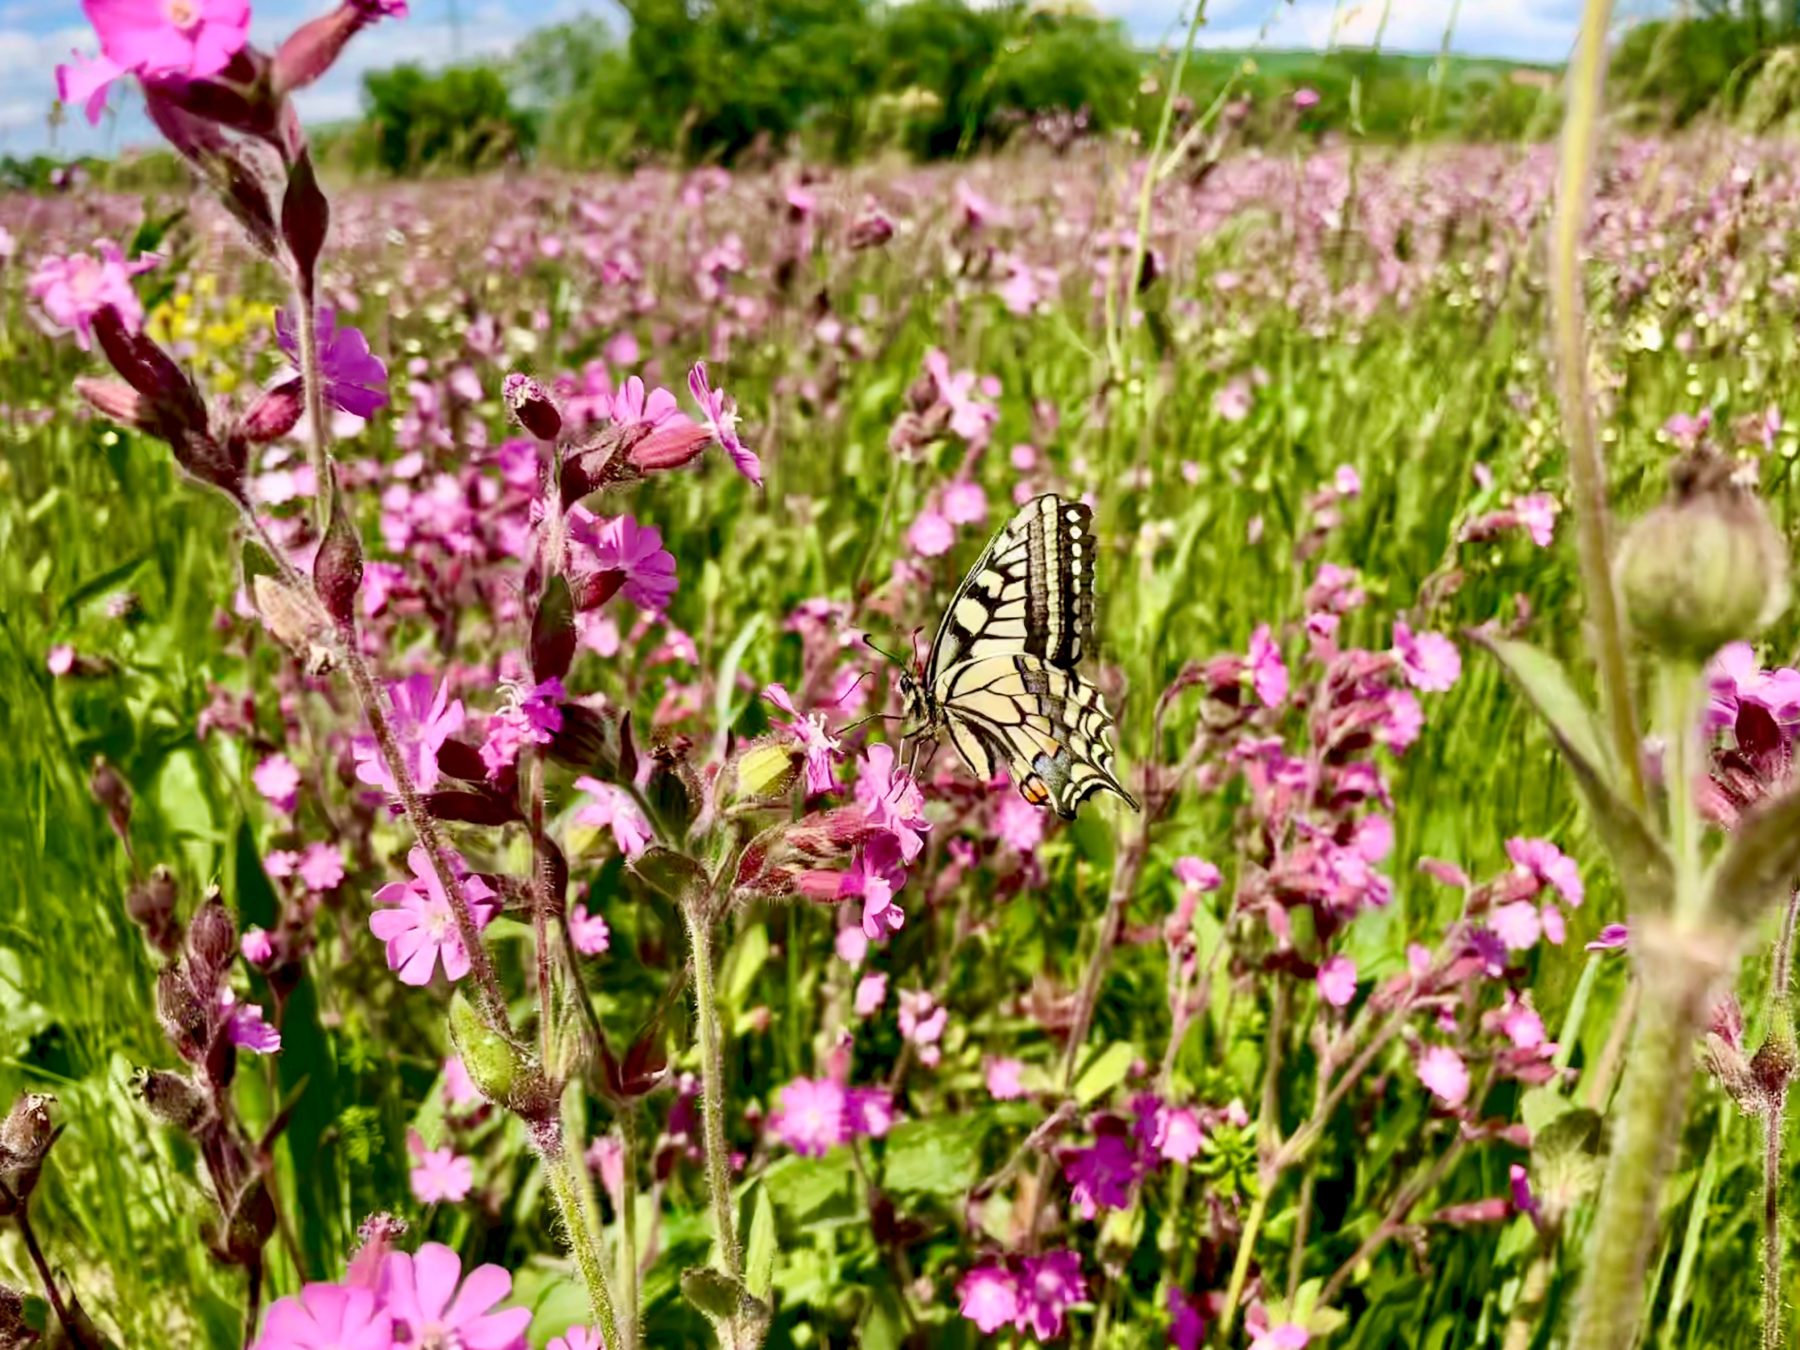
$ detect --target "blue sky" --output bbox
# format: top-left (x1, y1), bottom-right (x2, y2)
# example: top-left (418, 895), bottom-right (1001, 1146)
top-left (2, 0), bottom-right (1615, 159)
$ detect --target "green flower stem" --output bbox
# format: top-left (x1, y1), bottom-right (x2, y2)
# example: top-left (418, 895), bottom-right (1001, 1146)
top-left (1762, 888), bottom-right (1800, 1350)
top-left (619, 1108), bottom-right (642, 1350)
top-left (1548, 0), bottom-right (1642, 808)
top-left (1660, 659), bottom-right (1704, 919)
top-left (541, 1110), bottom-right (621, 1349)
top-left (290, 278), bottom-right (333, 535)
top-left (1213, 1187), bottom-right (1269, 1348)
top-left (685, 897), bottom-right (742, 1279)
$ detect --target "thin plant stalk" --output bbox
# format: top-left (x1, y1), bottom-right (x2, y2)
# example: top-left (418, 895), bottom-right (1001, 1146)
top-left (290, 280), bottom-right (332, 535)
top-left (541, 1110), bottom-right (622, 1349)
top-left (685, 897), bottom-right (742, 1279)
top-left (619, 1108), bottom-right (642, 1350)
top-left (1762, 886), bottom-right (1800, 1349)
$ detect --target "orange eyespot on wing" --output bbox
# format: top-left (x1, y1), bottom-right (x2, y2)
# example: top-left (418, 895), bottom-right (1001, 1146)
top-left (1020, 775), bottom-right (1052, 806)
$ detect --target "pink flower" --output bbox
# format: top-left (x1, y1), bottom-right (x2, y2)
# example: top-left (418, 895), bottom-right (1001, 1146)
top-left (772, 1077), bottom-right (846, 1156)
top-left (986, 1057), bottom-right (1026, 1100)
top-left (46, 644), bottom-right (76, 676)
top-left (1214, 376), bottom-right (1253, 422)
top-left (1392, 622), bottom-right (1461, 693)
top-left (1498, 994), bottom-right (1547, 1051)
top-left (1170, 1288), bottom-right (1208, 1350)
top-left (1017, 1251), bottom-right (1086, 1340)
top-left (1292, 86), bottom-right (1321, 110)
top-left (1506, 837), bottom-right (1583, 906)
top-left (1514, 493), bottom-right (1559, 546)
top-left (996, 793), bottom-right (1045, 853)
top-left (378, 1243), bottom-right (531, 1349)
top-left (478, 678), bottom-right (565, 780)
top-left (1248, 625), bottom-right (1288, 707)
top-left (574, 776), bottom-right (653, 857)
top-left (276, 307), bottom-right (389, 419)
top-left (907, 508), bottom-right (955, 558)
top-left (942, 479), bottom-right (989, 527)
top-left (854, 971), bottom-right (888, 1017)
top-left (77, 0), bottom-right (250, 80)
top-left (29, 241), bottom-right (155, 350)
top-left (898, 989), bottom-right (947, 1060)
top-left (847, 1086), bottom-right (895, 1139)
top-left (959, 1264), bottom-right (1020, 1334)
top-left (368, 846), bottom-right (498, 986)
top-left (605, 374), bottom-right (682, 429)
top-left (1316, 955), bottom-right (1356, 1008)
top-left (221, 988), bottom-right (281, 1055)
top-left (351, 673), bottom-right (465, 796)
top-left (56, 52), bottom-right (128, 126)
top-left (688, 362), bottom-right (762, 485)
top-left (241, 927), bottom-right (274, 966)
top-left (1154, 1106), bottom-right (1204, 1163)
top-left (1586, 922), bottom-right (1629, 952)
top-left (407, 1130), bottom-right (474, 1205)
top-left (298, 841), bottom-right (346, 893)
top-left (253, 1282), bottom-right (393, 1350)
top-left (764, 683), bottom-right (840, 794)
top-left (254, 753), bottom-right (301, 814)
top-left (443, 1056), bottom-right (480, 1109)
top-left (568, 509), bottom-right (678, 613)
top-left (549, 1328), bottom-right (604, 1350)
top-left (1334, 465), bottom-right (1362, 497)
top-left (1064, 1135), bottom-right (1141, 1216)
top-left (854, 743), bottom-right (929, 862)
top-left (569, 903), bottom-right (610, 955)
top-left (1490, 901), bottom-right (1542, 951)
top-left (1173, 857), bottom-right (1223, 891)
top-left (1417, 1044), bottom-right (1471, 1107)
top-left (1252, 1322), bottom-right (1311, 1350)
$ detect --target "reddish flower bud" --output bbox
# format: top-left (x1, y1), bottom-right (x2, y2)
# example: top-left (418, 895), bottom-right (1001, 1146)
top-left (89, 754), bottom-right (131, 844)
top-left (282, 148), bottom-right (330, 287)
top-left (156, 966), bottom-right (209, 1060)
top-left (237, 378), bottom-right (305, 442)
top-left (572, 569), bottom-right (627, 611)
top-left (272, 2), bottom-right (397, 100)
top-left (628, 421), bottom-right (712, 473)
top-left (313, 484), bottom-right (364, 628)
top-left (503, 372), bottom-right (563, 442)
top-left (75, 377), bottom-right (152, 431)
top-left (848, 208), bottom-right (895, 250)
top-left (127, 865), bottom-right (183, 955)
top-left (0, 1094), bottom-right (56, 1206)
top-left (187, 890), bottom-right (237, 978)
top-left (531, 574), bottom-right (576, 682)
top-left (133, 1068), bottom-right (209, 1132)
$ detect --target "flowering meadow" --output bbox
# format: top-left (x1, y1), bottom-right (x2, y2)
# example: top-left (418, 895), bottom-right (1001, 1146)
top-left (11, 3), bottom-right (1800, 1349)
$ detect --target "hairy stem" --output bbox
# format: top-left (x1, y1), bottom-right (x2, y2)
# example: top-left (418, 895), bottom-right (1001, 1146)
top-left (1502, 1227), bottom-right (1559, 1350)
top-left (1548, 0), bottom-right (1641, 806)
top-left (290, 279), bottom-right (332, 535)
top-left (1762, 888), bottom-right (1800, 1350)
top-left (685, 898), bottom-right (741, 1278)
top-left (540, 1112), bottom-right (621, 1349)
top-left (619, 1108), bottom-right (642, 1350)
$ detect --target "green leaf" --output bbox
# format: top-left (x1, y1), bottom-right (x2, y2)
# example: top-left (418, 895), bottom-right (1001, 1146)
top-left (1072, 1041), bottom-right (1136, 1105)
top-left (1478, 635), bottom-right (1674, 911)
top-left (763, 1153), bottom-right (856, 1223)
top-left (1533, 1106), bottom-right (1604, 1221)
top-left (628, 846), bottom-right (706, 904)
top-left (742, 1182), bottom-right (777, 1302)
top-left (681, 1266), bottom-right (744, 1321)
top-left (1519, 1086), bottom-right (1572, 1137)
top-left (712, 611), bottom-right (768, 746)
top-left (1704, 782), bottom-right (1800, 930)
top-left (881, 1114), bottom-right (989, 1196)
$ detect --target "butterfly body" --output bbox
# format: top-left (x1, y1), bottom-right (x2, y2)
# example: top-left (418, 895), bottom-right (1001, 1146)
top-left (899, 494), bottom-right (1138, 819)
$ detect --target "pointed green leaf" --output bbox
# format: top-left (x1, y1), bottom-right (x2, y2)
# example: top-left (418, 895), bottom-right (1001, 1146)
top-left (628, 846), bottom-right (707, 904)
top-left (742, 1182), bottom-right (777, 1302)
top-left (1705, 783), bottom-right (1800, 930)
top-left (1073, 1040), bottom-right (1136, 1105)
top-left (681, 1267), bottom-right (744, 1322)
top-left (1477, 636), bottom-right (1614, 782)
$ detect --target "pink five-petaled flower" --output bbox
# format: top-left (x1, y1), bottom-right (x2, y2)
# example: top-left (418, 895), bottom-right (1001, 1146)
top-left (898, 988), bottom-right (947, 1064)
top-left (221, 988), bottom-right (281, 1054)
top-left (275, 307), bottom-right (390, 419)
top-left (1392, 621), bottom-right (1462, 693)
top-left (28, 241), bottom-right (156, 350)
top-left (1173, 856), bottom-right (1223, 891)
top-left (298, 841), bottom-right (346, 892)
top-left (995, 793), bottom-right (1045, 854)
top-left (378, 1243), bottom-right (531, 1350)
top-left (688, 361), bottom-right (762, 485)
top-left (1251, 1322), bottom-right (1311, 1350)
top-left (253, 753), bottom-right (302, 814)
top-left (1153, 1106), bottom-right (1204, 1164)
top-left (764, 683), bottom-right (840, 794)
top-left (1064, 1135), bottom-right (1141, 1217)
top-left (567, 509), bottom-right (679, 613)
top-left (854, 971), bottom-right (887, 1017)
top-left (606, 374), bottom-right (682, 429)
top-left (58, 0), bottom-right (251, 126)
top-left (549, 1328), bottom-right (604, 1350)
top-left (1514, 493), bottom-right (1559, 547)
top-left (443, 1056), bottom-right (480, 1110)
top-left (351, 672), bottom-right (465, 796)
top-left (573, 776), bottom-right (653, 857)
top-left (1247, 624), bottom-right (1288, 707)
top-left (568, 902), bottom-right (610, 956)
top-left (1316, 954), bottom-right (1357, 1008)
top-left (253, 1282), bottom-right (392, 1350)
top-left (241, 927), bottom-right (274, 966)
top-left (854, 743), bottom-right (930, 862)
top-left (772, 1076), bottom-right (846, 1157)
top-left (369, 846), bottom-right (498, 986)
top-left (907, 507), bottom-right (955, 558)
top-left (958, 1264), bottom-right (1020, 1335)
top-left (1417, 1044), bottom-right (1471, 1108)
top-left (985, 1056), bottom-right (1026, 1100)
top-left (478, 678), bottom-right (565, 780)
top-left (837, 831), bottom-right (909, 940)
top-left (407, 1129), bottom-right (474, 1205)
top-left (1505, 837), bottom-right (1583, 906)
top-left (1017, 1251), bottom-right (1087, 1340)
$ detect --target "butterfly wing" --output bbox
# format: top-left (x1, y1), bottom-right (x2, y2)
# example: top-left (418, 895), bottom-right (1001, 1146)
top-left (924, 494), bottom-right (1096, 686)
top-left (934, 654), bottom-right (1137, 819)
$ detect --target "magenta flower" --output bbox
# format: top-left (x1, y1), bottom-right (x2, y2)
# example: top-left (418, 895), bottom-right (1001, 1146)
top-left (56, 51), bottom-right (128, 126)
top-left (1505, 837), bottom-right (1583, 906)
top-left (772, 1076), bottom-right (847, 1157)
top-left (79, 0), bottom-right (249, 78)
top-left (377, 1243), bottom-right (531, 1350)
top-left (1490, 901), bottom-right (1543, 951)
top-left (573, 776), bottom-right (653, 857)
top-left (351, 673), bottom-right (465, 796)
top-left (606, 374), bottom-right (682, 429)
top-left (275, 307), bottom-right (388, 419)
top-left (478, 678), bottom-right (565, 780)
top-left (1316, 954), bottom-right (1356, 1008)
top-left (1514, 493), bottom-right (1559, 546)
top-left (1498, 994), bottom-right (1548, 1051)
top-left (568, 509), bottom-right (679, 613)
top-left (1252, 1322), bottom-right (1311, 1350)
top-left (28, 241), bottom-right (156, 350)
top-left (254, 1283), bottom-right (393, 1350)
top-left (1292, 87), bottom-right (1321, 110)
top-left (569, 902), bottom-right (610, 956)
top-left (1586, 922), bottom-right (1630, 952)
top-left (254, 753), bottom-right (301, 814)
top-left (1064, 1135), bottom-right (1141, 1217)
top-left (241, 927), bottom-right (274, 966)
top-left (298, 841), bottom-right (346, 893)
top-left (765, 683), bottom-right (840, 794)
top-left (1417, 1044), bottom-right (1471, 1108)
top-left (369, 846), bottom-right (498, 986)
top-left (1017, 1251), bottom-right (1087, 1340)
top-left (853, 970), bottom-right (888, 1017)
top-left (907, 508), bottom-right (955, 558)
top-left (898, 989), bottom-right (947, 1063)
top-left (549, 1328), bottom-right (604, 1350)
top-left (1392, 622), bottom-right (1461, 693)
top-left (688, 362), bottom-right (762, 485)
top-left (1170, 1289), bottom-right (1208, 1350)
top-left (407, 1130), bottom-right (474, 1205)
top-left (854, 744), bottom-right (929, 862)
top-left (221, 988), bottom-right (281, 1055)
top-left (986, 1057), bottom-right (1026, 1100)
top-left (1247, 625), bottom-right (1288, 707)
top-left (958, 1265), bottom-right (1020, 1334)
top-left (847, 1086), bottom-right (895, 1139)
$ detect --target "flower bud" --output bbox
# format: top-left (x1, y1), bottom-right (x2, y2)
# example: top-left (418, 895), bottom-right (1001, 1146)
top-left (217, 1175), bottom-right (276, 1267)
top-left (89, 755), bottom-right (131, 843)
top-left (0, 1283), bottom-right (26, 1342)
top-left (237, 379), bottom-right (305, 443)
top-left (156, 965), bottom-right (209, 1061)
top-left (848, 208), bottom-right (894, 250)
top-left (127, 866), bottom-right (182, 955)
top-left (75, 376), bottom-right (153, 431)
top-left (0, 1095), bottom-right (56, 1205)
top-left (314, 486), bottom-right (364, 628)
top-left (503, 373), bottom-right (563, 442)
top-left (187, 889), bottom-right (237, 978)
top-left (133, 1068), bottom-right (209, 1132)
top-left (448, 992), bottom-right (524, 1107)
top-left (627, 421), bottom-right (711, 473)
top-left (1616, 452), bottom-right (1790, 660)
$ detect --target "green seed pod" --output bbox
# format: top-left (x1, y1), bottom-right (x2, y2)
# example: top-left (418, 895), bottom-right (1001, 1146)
top-left (447, 992), bottom-right (525, 1107)
top-left (1616, 452), bottom-right (1790, 661)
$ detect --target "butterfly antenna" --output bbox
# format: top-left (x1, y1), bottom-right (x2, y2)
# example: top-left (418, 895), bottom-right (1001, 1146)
top-left (836, 710), bottom-right (908, 737)
top-left (861, 634), bottom-right (904, 666)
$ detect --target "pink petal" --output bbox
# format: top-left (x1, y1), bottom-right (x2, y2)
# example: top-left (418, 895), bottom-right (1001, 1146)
top-left (408, 1242), bottom-right (464, 1319)
top-left (445, 1262), bottom-right (511, 1322)
top-left (460, 1306), bottom-right (534, 1349)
